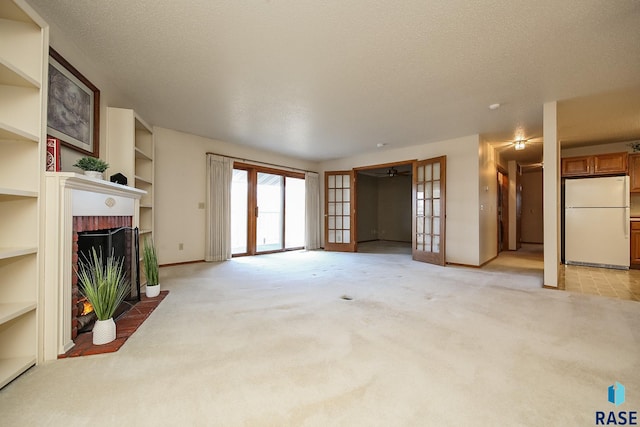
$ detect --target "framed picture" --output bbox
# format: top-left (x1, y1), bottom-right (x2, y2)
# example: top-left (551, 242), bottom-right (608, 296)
top-left (47, 48), bottom-right (100, 157)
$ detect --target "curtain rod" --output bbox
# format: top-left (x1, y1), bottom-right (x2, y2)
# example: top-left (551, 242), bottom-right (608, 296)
top-left (206, 151), bottom-right (318, 175)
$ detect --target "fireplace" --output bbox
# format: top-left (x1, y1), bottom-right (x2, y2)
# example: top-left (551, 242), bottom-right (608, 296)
top-left (43, 173), bottom-right (146, 361)
top-left (72, 221), bottom-right (141, 337)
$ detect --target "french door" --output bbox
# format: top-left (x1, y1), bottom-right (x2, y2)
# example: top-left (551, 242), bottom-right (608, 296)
top-left (324, 171), bottom-right (356, 252)
top-left (231, 163), bottom-right (305, 256)
top-left (413, 156), bottom-right (446, 265)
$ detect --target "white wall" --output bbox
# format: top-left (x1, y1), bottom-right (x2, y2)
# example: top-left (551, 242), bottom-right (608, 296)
top-left (154, 127), bottom-right (320, 264)
top-left (377, 175), bottom-right (412, 242)
top-left (561, 141), bottom-right (632, 158)
top-left (320, 134), bottom-right (482, 266)
top-left (356, 174), bottom-right (378, 241)
top-left (478, 139), bottom-right (498, 264)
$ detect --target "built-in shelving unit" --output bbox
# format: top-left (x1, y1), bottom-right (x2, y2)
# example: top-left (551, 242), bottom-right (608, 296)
top-left (0, 0), bottom-right (48, 389)
top-left (107, 107), bottom-right (154, 238)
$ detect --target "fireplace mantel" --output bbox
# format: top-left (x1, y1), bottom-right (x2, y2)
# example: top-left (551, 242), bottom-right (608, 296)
top-left (42, 173), bottom-right (145, 361)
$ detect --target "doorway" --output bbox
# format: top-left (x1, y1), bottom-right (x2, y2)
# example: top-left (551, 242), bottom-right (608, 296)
top-left (355, 162), bottom-right (413, 254)
top-left (497, 169), bottom-right (509, 252)
top-left (326, 156), bottom-right (447, 266)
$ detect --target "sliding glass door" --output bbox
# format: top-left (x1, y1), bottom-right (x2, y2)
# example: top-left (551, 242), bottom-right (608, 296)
top-left (256, 172), bottom-right (284, 252)
top-left (231, 164), bottom-right (305, 256)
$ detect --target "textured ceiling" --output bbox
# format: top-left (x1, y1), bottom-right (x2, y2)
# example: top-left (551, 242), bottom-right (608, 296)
top-left (28, 0), bottom-right (640, 162)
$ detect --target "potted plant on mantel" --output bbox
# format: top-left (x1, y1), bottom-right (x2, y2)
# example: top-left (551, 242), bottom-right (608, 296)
top-left (76, 248), bottom-right (130, 345)
top-left (73, 156), bottom-right (109, 179)
top-left (142, 237), bottom-right (160, 297)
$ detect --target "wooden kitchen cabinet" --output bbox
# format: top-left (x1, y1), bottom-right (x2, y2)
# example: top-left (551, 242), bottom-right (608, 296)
top-left (631, 222), bottom-right (640, 267)
top-left (561, 156), bottom-right (592, 177)
top-left (562, 152), bottom-right (627, 177)
top-left (628, 154), bottom-right (640, 192)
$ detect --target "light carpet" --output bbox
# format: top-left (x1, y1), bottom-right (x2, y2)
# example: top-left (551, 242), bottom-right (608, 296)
top-left (0, 248), bottom-right (638, 426)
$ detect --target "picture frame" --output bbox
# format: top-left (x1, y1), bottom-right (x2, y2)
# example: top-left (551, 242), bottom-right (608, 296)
top-left (47, 48), bottom-right (100, 157)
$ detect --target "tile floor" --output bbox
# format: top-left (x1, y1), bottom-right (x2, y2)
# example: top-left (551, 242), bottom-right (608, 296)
top-left (359, 240), bottom-right (640, 302)
top-left (560, 264), bottom-right (640, 301)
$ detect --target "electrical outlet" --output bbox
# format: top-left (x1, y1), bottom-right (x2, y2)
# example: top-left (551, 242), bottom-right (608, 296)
top-left (178, 243), bottom-right (184, 250)
top-left (198, 202), bottom-right (205, 209)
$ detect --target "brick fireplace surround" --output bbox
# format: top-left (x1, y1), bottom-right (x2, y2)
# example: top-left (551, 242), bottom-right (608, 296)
top-left (71, 215), bottom-right (132, 339)
top-left (43, 173), bottom-right (145, 362)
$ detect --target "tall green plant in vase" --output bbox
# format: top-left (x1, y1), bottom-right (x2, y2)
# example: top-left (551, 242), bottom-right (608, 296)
top-left (76, 248), bottom-right (130, 345)
top-left (143, 238), bottom-right (160, 297)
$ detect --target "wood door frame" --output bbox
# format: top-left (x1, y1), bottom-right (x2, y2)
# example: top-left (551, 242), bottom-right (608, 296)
top-left (497, 166), bottom-right (509, 253)
top-left (412, 156), bottom-right (446, 266)
top-left (232, 162), bottom-right (305, 256)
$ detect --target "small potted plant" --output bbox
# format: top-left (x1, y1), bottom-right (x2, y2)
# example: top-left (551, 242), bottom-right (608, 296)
top-left (73, 156), bottom-right (109, 179)
top-left (76, 247), bottom-right (130, 345)
top-left (142, 237), bottom-right (160, 297)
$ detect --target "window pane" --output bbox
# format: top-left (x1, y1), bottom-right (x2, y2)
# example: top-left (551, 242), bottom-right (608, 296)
top-left (328, 175), bottom-right (335, 188)
top-left (433, 235), bottom-right (440, 253)
top-left (343, 202), bottom-right (350, 215)
top-left (433, 217), bottom-right (440, 235)
top-left (328, 230), bottom-right (336, 243)
top-left (425, 164), bottom-right (432, 181)
top-left (417, 183), bottom-right (424, 200)
top-left (343, 217), bottom-right (350, 230)
top-left (433, 199), bottom-right (440, 216)
top-left (285, 176), bottom-right (305, 248)
top-left (328, 216), bottom-right (335, 230)
top-left (343, 189), bottom-right (350, 202)
top-left (433, 181), bottom-right (440, 199)
top-left (328, 203), bottom-right (336, 215)
top-left (433, 163), bottom-right (440, 180)
top-left (343, 230), bottom-right (350, 243)
top-left (328, 189), bottom-right (335, 202)
top-left (335, 175), bottom-right (342, 188)
top-left (342, 175), bottom-right (350, 188)
top-left (231, 169), bottom-right (248, 254)
top-left (417, 166), bottom-right (424, 182)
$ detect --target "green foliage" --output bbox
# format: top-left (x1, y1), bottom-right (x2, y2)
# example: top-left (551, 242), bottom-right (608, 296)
top-left (76, 248), bottom-right (130, 321)
top-left (73, 156), bottom-right (109, 172)
top-left (142, 238), bottom-right (159, 287)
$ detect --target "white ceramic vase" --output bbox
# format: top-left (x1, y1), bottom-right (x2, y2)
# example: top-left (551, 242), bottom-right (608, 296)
top-left (146, 283), bottom-right (160, 298)
top-left (93, 318), bottom-right (116, 345)
top-left (84, 170), bottom-right (103, 179)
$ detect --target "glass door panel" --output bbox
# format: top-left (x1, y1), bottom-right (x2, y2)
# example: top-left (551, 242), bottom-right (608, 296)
top-left (257, 172), bottom-right (284, 252)
top-left (324, 171), bottom-right (356, 252)
top-left (231, 169), bottom-right (248, 255)
top-left (285, 176), bottom-right (305, 248)
top-left (413, 157), bottom-right (446, 265)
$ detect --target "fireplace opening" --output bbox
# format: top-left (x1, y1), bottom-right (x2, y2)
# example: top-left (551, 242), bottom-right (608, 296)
top-left (76, 227), bottom-right (140, 334)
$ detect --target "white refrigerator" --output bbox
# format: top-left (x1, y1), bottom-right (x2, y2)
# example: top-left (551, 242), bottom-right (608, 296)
top-left (564, 176), bottom-right (630, 269)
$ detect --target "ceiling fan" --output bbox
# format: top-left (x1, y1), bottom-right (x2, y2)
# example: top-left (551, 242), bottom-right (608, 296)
top-left (374, 167), bottom-right (411, 178)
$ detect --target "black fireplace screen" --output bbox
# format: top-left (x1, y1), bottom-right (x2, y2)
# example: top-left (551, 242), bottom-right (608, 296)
top-left (77, 226), bottom-right (141, 313)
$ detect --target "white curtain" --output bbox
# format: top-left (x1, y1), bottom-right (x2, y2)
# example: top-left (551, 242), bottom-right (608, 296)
top-left (205, 154), bottom-right (233, 261)
top-left (305, 172), bottom-right (321, 250)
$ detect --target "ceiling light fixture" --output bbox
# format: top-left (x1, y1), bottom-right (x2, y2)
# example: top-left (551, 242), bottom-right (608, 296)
top-left (514, 140), bottom-right (526, 150)
top-left (488, 103), bottom-right (501, 110)
top-left (377, 143), bottom-right (387, 148)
